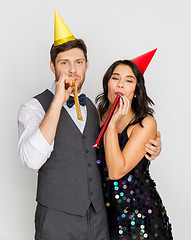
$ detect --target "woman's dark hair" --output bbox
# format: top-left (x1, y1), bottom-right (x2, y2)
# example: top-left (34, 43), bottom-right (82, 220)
top-left (95, 60), bottom-right (154, 127)
top-left (50, 39), bottom-right (87, 65)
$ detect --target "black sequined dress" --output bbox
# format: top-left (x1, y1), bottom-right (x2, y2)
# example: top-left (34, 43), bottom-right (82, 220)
top-left (96, 125), bottom-right (173, 240)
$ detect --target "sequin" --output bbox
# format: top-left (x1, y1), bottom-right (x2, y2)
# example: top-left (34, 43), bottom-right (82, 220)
top-left (154, 224), bottom-right (158, 229)
top-left (148, 209), bottom-right (152, 214)
top-left (140, 229), bottom-right (145, 234)
top-left (144, 233), bottom-right (148, 238)
top-left (140, 229), bottom-right (145, 235)
top-left (97, 125), bottom-right (173, 239)
top-left (128, 175), bottom-right (133, 182)
top-left (96, 159), bottom-right (101, 164)
top-left (115, 194), bottom-right (119, 199)
top-left (120, 192), bottom-right (124, 197)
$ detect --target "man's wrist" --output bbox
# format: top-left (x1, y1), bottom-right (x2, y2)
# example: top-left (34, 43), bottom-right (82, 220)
top-left (52, 96), bottom-right (64, 109)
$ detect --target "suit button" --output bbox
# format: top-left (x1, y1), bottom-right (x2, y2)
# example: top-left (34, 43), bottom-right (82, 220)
top-left (88, 163), bottom-right (91, 167)
top-left (89, 178), bottom-right (92, 182)
top-left (86, 149), bottom-right (89, 153)
top-left (83, 135), bottom-right (86, 139)
top-left (90, 192), bottom-right (93, 196)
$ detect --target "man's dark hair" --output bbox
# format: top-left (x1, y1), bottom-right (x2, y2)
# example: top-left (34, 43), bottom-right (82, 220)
top-left (50, 39), bottom-right (87, 65)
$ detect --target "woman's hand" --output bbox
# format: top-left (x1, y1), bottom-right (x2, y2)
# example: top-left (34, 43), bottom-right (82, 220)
top-left (109, 95), bottom-right (130, 128)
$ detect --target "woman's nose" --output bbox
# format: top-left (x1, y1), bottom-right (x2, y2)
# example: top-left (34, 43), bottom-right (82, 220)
top-left (117, 80), bottom-right (124, 88)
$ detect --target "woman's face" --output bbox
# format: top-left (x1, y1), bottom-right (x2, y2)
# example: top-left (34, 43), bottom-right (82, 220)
top-left (107, 64), bottom-right (137, 104)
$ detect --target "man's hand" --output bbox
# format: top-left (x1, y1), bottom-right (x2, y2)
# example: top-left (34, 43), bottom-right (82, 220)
top-left (54, 75), bottom-right (73, 107)
top-left (145, 131), bottom-right (162, 161)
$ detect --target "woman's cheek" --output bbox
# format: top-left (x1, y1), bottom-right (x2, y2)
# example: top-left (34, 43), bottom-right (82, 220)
top-left (126, 87), bottom-right (136, 100)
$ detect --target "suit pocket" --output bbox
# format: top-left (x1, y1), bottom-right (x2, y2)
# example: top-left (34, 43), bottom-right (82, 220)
top-left (35, 204), bottom-right (48, 239)
top-left (40, 208), bottom-right (74, 240)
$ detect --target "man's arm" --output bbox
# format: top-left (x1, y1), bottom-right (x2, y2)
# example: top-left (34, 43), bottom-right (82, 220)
top-left (39, 75), bottom-right (73, 145)
top-left (18, 98), bottom-right (54, 170)
top-left (18, 75), bottom-right (73, 170)
top-left (145, 131), bottom-right (162, 161)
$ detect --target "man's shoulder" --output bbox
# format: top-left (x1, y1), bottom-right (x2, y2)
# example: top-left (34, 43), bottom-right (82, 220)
top-left (33, 89), bottom-right (53, 99)
top-left (86, 96), bottom-right (97, 110)
top-left (33, 89), bottom-right (54, 112)
top-left (18, 89), bottom-right (50, 114)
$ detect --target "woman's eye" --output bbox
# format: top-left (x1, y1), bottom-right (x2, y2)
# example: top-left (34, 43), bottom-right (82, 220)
top-left (112, 77), bottom-right (119, 80)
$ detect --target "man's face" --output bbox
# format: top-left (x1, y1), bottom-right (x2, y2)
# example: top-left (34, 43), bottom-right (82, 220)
top-left (50, 48), bottom-right (88, 93)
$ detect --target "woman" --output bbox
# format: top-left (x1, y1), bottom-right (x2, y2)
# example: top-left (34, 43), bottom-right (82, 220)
top-left (96, 51), bottom-right (173, 239)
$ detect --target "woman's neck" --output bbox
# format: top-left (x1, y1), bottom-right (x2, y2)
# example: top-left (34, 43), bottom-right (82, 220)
top-left (100, 108), bottom-right (135, 133)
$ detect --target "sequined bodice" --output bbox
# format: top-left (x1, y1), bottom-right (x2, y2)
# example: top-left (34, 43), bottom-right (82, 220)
top-left (97, 125), bottom-right (173, 240)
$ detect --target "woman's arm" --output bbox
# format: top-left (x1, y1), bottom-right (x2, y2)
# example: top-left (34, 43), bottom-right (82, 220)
top-left (145, 131), bottom-right (161, 160)
top-left (104, 116), bottom-right (157, 180)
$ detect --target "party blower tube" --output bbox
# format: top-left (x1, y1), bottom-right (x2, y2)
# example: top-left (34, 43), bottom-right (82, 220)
top-left (72, 79), bottom-right (83, 121)
top-left (93, 92), bottom-right (123, 148)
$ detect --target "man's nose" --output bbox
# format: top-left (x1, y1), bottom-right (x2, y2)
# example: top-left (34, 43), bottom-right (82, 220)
top-left (69, 63), bottom-right (76, 73)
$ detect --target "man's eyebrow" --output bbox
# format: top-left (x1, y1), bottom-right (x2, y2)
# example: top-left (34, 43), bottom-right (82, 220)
top-left (57, 58), bottom-right (85, 62)
top-left (76, 58), bottom-right (85, 62)
top-left (57, 59), bottom-right (69, 62)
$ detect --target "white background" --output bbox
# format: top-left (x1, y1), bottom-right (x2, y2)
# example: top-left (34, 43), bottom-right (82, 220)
top-left (0, 0), bottom-right (190, 239)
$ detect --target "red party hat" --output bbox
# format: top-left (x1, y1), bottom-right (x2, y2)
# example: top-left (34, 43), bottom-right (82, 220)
top-left (131, 48), bottom-right (157, 74)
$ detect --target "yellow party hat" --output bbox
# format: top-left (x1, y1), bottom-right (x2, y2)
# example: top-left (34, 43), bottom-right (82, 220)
top-left (54, 10), bottom-right (76, 46)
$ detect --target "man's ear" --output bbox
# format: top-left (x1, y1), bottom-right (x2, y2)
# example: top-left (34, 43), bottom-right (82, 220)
top-left (86, 60), bottom-right (89, 71)
top-left (50, 61), bottom-right (55, 74)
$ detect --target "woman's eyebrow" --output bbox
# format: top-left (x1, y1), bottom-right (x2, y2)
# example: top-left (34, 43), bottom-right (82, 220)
top-left (112, 72), bottom-right (136, 79)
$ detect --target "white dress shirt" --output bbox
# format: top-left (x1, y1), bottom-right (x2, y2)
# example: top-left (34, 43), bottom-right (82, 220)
top-left (18, 82), bottom-right (87, 170)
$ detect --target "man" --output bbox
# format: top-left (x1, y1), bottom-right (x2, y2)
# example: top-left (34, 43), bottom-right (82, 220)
top-left (18, 10), bottom-right (161, 240)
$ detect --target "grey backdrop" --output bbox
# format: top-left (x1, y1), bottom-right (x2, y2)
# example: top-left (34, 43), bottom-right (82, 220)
top-left (1, 0), bottom-right (190, 239)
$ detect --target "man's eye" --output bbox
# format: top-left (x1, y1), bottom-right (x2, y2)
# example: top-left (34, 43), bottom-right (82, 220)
top-left (77, 61), bottom-right (82, 64)
top-left (61, 62), bottom-right (67, 65)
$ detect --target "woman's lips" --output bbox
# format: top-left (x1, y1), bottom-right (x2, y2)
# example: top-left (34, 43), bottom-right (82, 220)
top-left (115, 91), bottom-right (123, 96)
